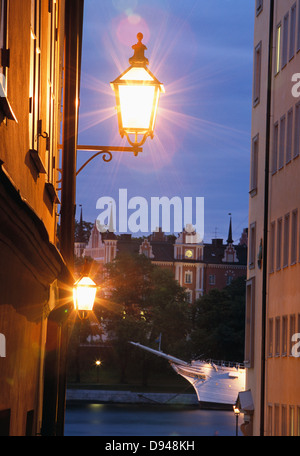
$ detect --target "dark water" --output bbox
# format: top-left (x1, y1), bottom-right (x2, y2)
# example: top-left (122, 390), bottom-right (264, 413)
top-left (64, 403), bottom-right (242, 437)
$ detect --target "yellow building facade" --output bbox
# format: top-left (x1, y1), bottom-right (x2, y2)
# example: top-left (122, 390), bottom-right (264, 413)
top-left (244, 0), bottom-right (300, 436)
top-left (0, 0), bottom-right (83, 436)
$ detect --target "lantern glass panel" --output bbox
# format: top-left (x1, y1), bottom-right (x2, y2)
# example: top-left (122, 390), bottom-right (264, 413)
top-left (120, 66), bottom-right (154, 81)
top-left (119, 85), bottom-right (156, 131)
top-left (73, 276), bottom-right (97, 312)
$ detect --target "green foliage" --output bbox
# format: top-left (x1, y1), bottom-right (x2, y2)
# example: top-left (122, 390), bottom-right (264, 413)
top-left (98, 253), bottom-right (191, 384)
top-left (190, 276), bottom-right (246, 363)
top-left (75, 219), bottom-right (94, 244)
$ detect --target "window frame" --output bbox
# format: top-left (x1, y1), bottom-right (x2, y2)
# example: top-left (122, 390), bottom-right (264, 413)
top-left (289, 3), bottom-right (296, 61)
top-left (272, 122), bottom-right (279, 174)
top-left (29, 0), bottom-right (46, 174)
top-left (275, 23), bottom-right (282, 75)
top-left (250, 134), bottom-right (259, 195)
top-left (279, 115), bottom-right (286, 170)
top-left (253, 41), bottom-right (262, 107)
top-left (286, 108), bottom-right (293, 164)
top-left (276, 217), bottom-right (282, 270)
top-left (244, 277), bottom-right (255, 368)
top-left (269, 221), bottom-right (276, 273)
top-left (291, 209), bottom-right (298, 265)
top-left (209, 274), bottom-right (216, 285)
top-left (0, 0), bottom-right (9, 93)
top-left (281, 12), bottom-right (289, 69)
top-left (256, 0), bottom-right (263, 16)
top-left (249, 222), bottom-right (256, 269)
top-left (283, 213), bottom-right (290, 268)
top-left (294, 102), bottom-right (300, 158)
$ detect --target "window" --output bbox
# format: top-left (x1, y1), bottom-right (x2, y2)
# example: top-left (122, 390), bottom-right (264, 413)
top-left (290, 314), bottom-right (296, 355)
top-left (294, 102), bottom-right (300, 158)
top-left (256, 0), bottom-right (263, 16)
top-left (289, 4), bottom-right (296, 60)
top-left (289, 406), bottom-right (295, 436)
top-left (279, 115), bottom-right (286, 169)
top-left (249, 222), bottom-right (256, 269)
top-left (45, 0), bottom-right (59, 189)
top-left (268, 318), bottom-right (273, 357)
top-left (250, 135), bottom-right (259, 194)
top-left (29, 0), bottom-right (46, 172)
top-left (253, 42), bottom-right (262, 106)
top-left (277, 218), bottom-right (282, 270)
top-left (281, 13), bottom-right (289, 69)
top-left (186, 290), bottom-right (192, 303)
top-left (282, 315), bottom-right (288, 355)
top-left (185, 271), bottom-right (192, 284)
top-left (286, 108), bottom-right (293, 163)
top-left (282, 405), bottom-right (287, 436)
top-left (291, 210), bottom-right (298, 264)
top-left (297, 0), bottom-right (300, 51)
top-left (274, 404), bottom-right (280, 435)
top-left (245, 278), bottom-right (255, 368)
top-left (269, 221), bottom-right (275, 272)
top-left (226, 275), bottom-right (233, 286)
top-left (275, 23), bottom-right (281, 74)
top-left (272, 122), bottom-right (279, 173)
top-left (0, 0), bottom-right (8, 93)
top-left (297, 407), bottom-right (300, 436)
top-left (283, 213), bottom-right (290, 267)
top-left (267, 405), bottom-right (273, 436)
top-left (209, 274), bottom-right (215, 285)
top-left (275, 317), bottom-right (281, 356)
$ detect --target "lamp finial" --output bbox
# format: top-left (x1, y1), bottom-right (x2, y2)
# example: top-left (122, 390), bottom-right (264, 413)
top-left (129, 32), bottom-right (149, 66)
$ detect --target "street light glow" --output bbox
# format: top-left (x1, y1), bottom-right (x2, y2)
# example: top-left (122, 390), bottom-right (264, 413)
top-left (73, 276), bottom-right (97, 313)
top-left (110, 33), bottom-right (164, 149)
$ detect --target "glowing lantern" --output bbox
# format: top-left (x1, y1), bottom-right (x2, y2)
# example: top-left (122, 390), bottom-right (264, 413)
top-left (111, 33), bottom-right (165, 151)
top-left (73, 276), bottom-right (97, 318)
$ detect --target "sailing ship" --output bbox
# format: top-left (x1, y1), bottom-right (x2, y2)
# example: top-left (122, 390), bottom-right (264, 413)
top-left (130, 341), bottom-right (245, 410)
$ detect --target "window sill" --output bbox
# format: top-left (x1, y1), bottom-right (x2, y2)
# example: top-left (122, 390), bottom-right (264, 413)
top-left (29, 149), bottom-right (47, 175)
top-left (45, 182), bottom-right (60, 204)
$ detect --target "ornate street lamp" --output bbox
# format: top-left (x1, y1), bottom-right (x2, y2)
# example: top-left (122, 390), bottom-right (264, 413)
top-left (58, 32), bottom-right (165, 185)
top-left (110, 33), bottom-right (165, 154)
top-left (73, 261), bottom-right (97, 319)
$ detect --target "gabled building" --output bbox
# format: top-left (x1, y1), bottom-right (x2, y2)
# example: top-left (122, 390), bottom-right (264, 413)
top-left (77, 217), bottom-right (247, 302)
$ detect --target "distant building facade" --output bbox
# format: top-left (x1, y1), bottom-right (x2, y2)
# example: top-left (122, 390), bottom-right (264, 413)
top-left (76, 217), bottom-right (247, 302)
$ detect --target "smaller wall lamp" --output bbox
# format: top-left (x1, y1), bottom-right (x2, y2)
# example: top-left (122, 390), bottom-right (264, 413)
top-left (73, 269), bottom-right (97, 319)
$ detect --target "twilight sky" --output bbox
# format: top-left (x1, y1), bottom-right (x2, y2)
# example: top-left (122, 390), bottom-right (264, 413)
top-left (76, 0), bottom-right (255, 243)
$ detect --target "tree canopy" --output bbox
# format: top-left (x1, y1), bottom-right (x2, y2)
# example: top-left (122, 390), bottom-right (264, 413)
top-left (97, 253), bottom-right (191, 383)
top-left (189, 276), bottom-right (246, 363)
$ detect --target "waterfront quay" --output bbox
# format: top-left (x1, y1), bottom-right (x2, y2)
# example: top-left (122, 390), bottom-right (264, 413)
top-left (64, 388), bottom-right (243, 437)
